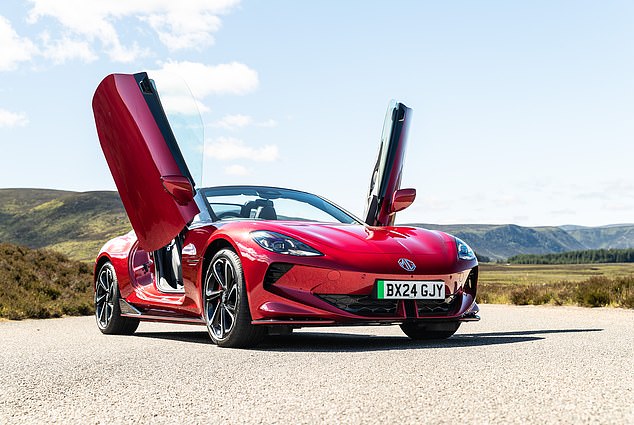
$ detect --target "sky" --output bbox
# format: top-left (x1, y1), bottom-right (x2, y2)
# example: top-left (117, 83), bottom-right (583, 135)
top-left (1, 0), bottom-right (633, 227)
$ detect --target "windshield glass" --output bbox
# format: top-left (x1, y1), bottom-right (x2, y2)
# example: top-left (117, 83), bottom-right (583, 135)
top-left (198, 186), bottom-right (360, 224)
top-left (148, 71), bottom-right (204, 186)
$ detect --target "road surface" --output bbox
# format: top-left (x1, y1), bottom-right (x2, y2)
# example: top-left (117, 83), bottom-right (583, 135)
top-left (1, 304), bottom-right (632, 424)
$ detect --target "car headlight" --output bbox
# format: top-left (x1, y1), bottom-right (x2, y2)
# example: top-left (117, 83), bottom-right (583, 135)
top-left (456, 237), bottom-right (475, 260)
top-left (251, 231), bottom-right (323, 256)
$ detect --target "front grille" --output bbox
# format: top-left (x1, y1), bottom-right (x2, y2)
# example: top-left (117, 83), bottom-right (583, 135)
top-left (416, 294), bottom-right (459, 316)
top-left (317, 295), bottom-right (398, 316)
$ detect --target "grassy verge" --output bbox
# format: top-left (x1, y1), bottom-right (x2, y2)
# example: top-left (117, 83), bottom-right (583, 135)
top-left (0, 243), bottom-right (94, 320)
top-left (478, 263), bottom-right (634, 307)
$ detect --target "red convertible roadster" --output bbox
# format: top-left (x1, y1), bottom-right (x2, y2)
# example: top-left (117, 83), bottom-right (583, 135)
top-left (92, 72), bottom-right (479, 347)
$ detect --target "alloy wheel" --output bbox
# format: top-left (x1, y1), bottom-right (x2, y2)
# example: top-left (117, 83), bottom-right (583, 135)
top-left (95, 265), bottom-right (115, 329)
top-left (204, 256), bottom-right (239, 340)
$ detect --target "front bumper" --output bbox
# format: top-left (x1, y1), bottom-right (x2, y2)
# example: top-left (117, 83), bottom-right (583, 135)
top-left (250, 264), bottom-right (479, 326)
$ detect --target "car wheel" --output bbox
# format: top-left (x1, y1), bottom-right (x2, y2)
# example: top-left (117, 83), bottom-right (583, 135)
top-left (203, 249), bottom-right (265, 348)
top-left (400, 321), bottom-right (460, 340)
top-left (95, 261), bottom-right (140, 335)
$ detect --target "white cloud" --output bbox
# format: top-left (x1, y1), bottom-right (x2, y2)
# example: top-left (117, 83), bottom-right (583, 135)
top-left (224, 164), bottom-right (250, 176)
top-left (550, 208), bottom-right (576, 216)
top-left (492, 195), bottom-right (524, 207)
top-left (156, 61), bottom-right (259, 98)
top-left (418, 196), bottom-right (452, 211)
top-left (141, 10), bottom-right (223, 51)
top-left (39, 33), bottom-right (97, 64)
top-left (147, 61), bottom-right (258, 113)
top-left (0, 16), bottom-right (38, 71)
top-left (104, 41), bottom-right (145, 63)
top-left (0, 109), bottom-right (29, 128)
top-left (160, 94), bottom-right (210, 115)
top-left (212, 114), bottom-right (253, 129)
top-left (256, 119), bottom-right (278, 128)
top-left (602, 201), bottom-right (633, 212)
top-left (211, 115), bottom-right (278, 130)
top-left (26, 1), bottom-right (241, 62)
top-left (27, 1), bottom-right (139, 62)
top-left (205, 137), bottom-right (278, 161)
top-left (147, 61), bottom-right (257, 115)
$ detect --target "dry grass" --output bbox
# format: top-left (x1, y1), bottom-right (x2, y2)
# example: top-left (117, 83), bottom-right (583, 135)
top-left (0, 243), bottom-right (94, 320)
top-left (478, 263), bottom-right (634, 307)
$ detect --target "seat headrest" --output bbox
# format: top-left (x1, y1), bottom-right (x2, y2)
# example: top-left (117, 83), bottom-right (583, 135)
top-left (242, 198), bottom-right (274, 218)
top-left (257, 205), bottom-right (277, 220)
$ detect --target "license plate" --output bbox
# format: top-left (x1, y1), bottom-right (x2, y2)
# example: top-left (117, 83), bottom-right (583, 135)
top-left (376, 280), bottom-right (445, 300)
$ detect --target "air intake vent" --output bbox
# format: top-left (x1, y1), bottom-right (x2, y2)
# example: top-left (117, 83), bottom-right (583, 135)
top-left (464, 267), bottom-right (478, 295)
top-left (263, 263), bottom-right (294, 288)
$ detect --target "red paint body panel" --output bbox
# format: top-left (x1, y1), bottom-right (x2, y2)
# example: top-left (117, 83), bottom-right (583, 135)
top-left (92, 74), bottom-right (198, 251)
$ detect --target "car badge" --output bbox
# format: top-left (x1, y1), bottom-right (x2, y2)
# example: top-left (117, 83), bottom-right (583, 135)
top-left (398, 258), bottom-right (416, 272)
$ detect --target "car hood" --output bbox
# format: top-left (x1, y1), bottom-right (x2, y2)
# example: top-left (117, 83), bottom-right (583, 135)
top-left (251, 221), bottom-right (455, 256)
top-left (214, 220), bottom-right (472, 275)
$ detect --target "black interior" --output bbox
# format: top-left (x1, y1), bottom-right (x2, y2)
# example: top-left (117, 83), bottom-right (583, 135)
top-left (154, 237), bottom-right (183, 291)
top-left (240, 198), bottom-right (277, 220)
top-left (258, 205), bottom-right (277, 220)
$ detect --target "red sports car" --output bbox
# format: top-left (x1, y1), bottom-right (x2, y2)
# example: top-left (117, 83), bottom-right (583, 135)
top-left (92, 72), bottom-right (479, 347)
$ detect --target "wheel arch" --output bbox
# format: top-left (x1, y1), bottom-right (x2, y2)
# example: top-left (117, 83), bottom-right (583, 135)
top-left (94, 254), bottom-right (113, 289)
top-left (201, 237), bottom-right (237, 276)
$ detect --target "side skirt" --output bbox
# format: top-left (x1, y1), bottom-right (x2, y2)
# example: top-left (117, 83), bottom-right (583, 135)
top-left (119, 299), bottom-right (204, 325)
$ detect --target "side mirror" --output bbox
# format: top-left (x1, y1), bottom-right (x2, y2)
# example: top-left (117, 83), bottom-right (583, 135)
top-left (390, 188), bottom-right (416, 214)
top-left (161, 175), bottom-right (195, 205)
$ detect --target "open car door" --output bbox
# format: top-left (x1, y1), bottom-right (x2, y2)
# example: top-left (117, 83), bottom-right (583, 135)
top-left (93, 72), bottom-right (200, 251)
top-left (363, 101), bottom-right (413, 226)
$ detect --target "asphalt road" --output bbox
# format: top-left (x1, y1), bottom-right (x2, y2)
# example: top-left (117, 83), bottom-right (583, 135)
top-left (1, 304), bottom-right (632, 424)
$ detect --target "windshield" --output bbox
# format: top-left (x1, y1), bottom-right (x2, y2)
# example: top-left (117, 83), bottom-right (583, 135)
top-left (197, 186), bottom-right (360, 224)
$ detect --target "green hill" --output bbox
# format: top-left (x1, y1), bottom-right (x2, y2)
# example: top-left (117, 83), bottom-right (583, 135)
top-left (410, 223), bottom-right (586, 260)
top-left (0, 243), bottom-right (93, 319)
top-left (0, 189), bottom-right (130, 262)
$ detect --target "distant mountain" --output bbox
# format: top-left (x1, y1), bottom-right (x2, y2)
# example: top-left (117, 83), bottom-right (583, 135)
top-left (565, 225), bottom-right (634, 250)
top-left (0, 189), bottom-right (130, 262)
top-left (559, 225), bottom-right (588, 231)
top-left (410, 223), bottom-right (586, 260)
top-left (408, 223), bottom-right (634, 260)
top-left (560, 223), bottom-right (634, 231)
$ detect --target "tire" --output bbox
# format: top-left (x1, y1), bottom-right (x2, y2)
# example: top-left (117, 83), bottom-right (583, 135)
top-left (400, 321), bottom-right (460, 340)
top-left (203, 249), bottom-right (265, 348)
top-left (95, 261), bottom-right (140, 335)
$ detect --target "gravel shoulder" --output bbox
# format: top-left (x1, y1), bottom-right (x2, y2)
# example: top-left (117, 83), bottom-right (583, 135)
top-left (1, 304), bottom-right (632, 424)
